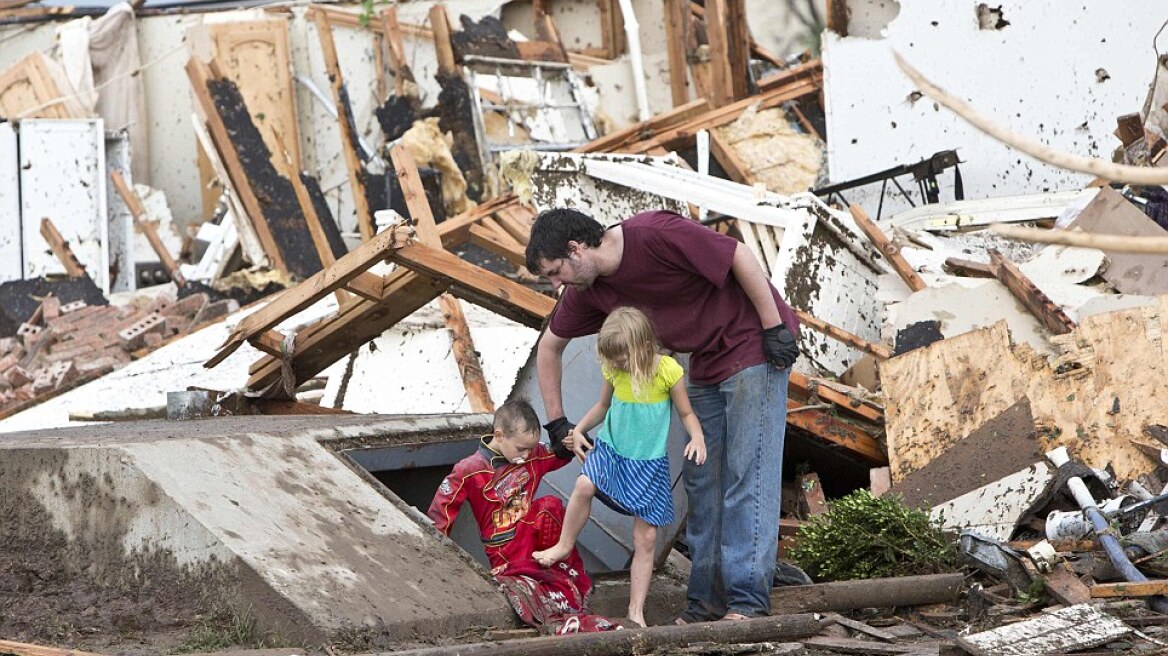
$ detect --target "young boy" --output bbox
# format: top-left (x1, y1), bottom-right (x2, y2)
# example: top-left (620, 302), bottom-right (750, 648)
top-left (427, 399), bottom-right (620, 634)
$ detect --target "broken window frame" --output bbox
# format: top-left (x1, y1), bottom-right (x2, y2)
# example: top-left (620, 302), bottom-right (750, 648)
top-left (464, 55), bottom-right (598, 169)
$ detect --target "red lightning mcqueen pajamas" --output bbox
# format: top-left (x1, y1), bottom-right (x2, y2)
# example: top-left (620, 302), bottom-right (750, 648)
top-left (428, 436), bottom-right (621, 634)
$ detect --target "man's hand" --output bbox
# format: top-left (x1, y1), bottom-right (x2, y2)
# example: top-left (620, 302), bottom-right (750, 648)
top-left (762, 325), bottom-right (799, 369)
top-left (544, 417), bottom-right (576, 459)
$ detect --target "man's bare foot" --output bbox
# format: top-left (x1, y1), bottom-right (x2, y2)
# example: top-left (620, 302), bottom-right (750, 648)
top-left (532, 543), bottom-right (571, 567)
top-left (626, 614), bottom-right (646, 628)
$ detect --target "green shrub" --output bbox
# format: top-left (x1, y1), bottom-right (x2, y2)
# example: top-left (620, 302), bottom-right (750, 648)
top-left (788, 489), bottom-right (958, 582)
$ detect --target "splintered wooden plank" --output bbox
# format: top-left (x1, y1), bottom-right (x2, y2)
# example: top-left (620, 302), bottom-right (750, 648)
top-left (708, 127), bottom-right (754, 185)
top-left (388, 241), bottom-right (554, 328)
top-left (207, 225), bottom-right (412, 369)
top-left (849, 205), bottom-right (926, 292)
top-left (988, 249), bottom-right (1076, 335)
top-left (702, 0), bottom-right (735, 107)
top-left (788, 370), bottom-right (884, 424)
top-left (429, 4), bottom-right (458, 76)
top-left (390, 142), bottom-right (494, 413)
top-left (470, 221), bottom-right (526, 267)
top-left (1090, 580), bottom-right (1168, 598)
top-left (0, 639), bottom-right (107, 656)
top-left (663, 0), bottom-right (689, 106)
top-left (576, 98), bottom-right (709, 154)
top-left (314, 10), bottom-right (374, 242)
top-left (378, 6), bottom-right (416, 96)
top-left (723, 0), bottom-right (749, 101)
top-left (793, 309), bottom-right (894, 360)
top-left (110, 170), bottom-right (186, 287)
top-left (956, 604), bottom-right (1130, 656)
top-left (38, 217), bottom-right (87, 278)
top-left (247, 271), bottom-right (445, 395)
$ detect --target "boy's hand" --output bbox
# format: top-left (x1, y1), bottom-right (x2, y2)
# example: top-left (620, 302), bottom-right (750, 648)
top-left (684, 438), bottom-right (707, 465)
top-left (567, 427), bottom-right (593, 463)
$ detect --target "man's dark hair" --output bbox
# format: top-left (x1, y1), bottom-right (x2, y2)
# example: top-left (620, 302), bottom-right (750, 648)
top-left (524, 208), bottom-right (605, 273)
top-left (494, 398), bottom-right (541, 436)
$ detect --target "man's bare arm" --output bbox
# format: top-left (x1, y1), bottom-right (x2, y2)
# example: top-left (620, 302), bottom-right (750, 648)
top-left (730, 242), bottom-right (782, 328)
top-left (536, 329), bottom-right (570, 419)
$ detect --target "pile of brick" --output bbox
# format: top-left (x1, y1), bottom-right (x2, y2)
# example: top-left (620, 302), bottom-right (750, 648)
top-left (0, 291), bottom-right (238, 414)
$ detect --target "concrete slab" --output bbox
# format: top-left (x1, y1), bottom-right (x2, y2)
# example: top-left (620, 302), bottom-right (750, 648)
top-left (0, 414), bottom-right (514, 646)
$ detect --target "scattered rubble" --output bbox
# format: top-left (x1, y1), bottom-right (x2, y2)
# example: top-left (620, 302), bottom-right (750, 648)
top-left (5, 0), bottom-right (1168, 655)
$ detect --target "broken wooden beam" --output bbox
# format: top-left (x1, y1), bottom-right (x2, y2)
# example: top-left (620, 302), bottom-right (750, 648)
top-left (575, 98), bottom-right (709, 154)
top-left (385, 613), bottom-right (824, 656)
top-left (700, 0), bottom-right (734, 107)
top-left (991, 222), bottom-right (1168, 254)
top-left (663, 0), bottom-right (689, 107)
top-left (788, 370), bottom-right (884, 424)
top-left (849, 205), bottom-right (926, 292)
top-left (1090, 580), bottom-right (1168, 598)
top-left (0, 639), bottom-right (107, 656)
top-left (428, 3), bottom-right (458, 76)
top-left (314, 10), bottom-right (375, 242)
top-left (38, 217), bottom-right (88, 278)
top-left (378, 6), bottom-right (417, 96)
top-left (391, 142), bottom-right (494, 414)
top-left (110, 170), bottom-right (186, 287)
top-left (799, 472), bottom-right (828, 516)
top-left (770, 572), bottom-right (963, 614)
top-left (388, 241), bottom-right (554, 328)
top-left (787, 398), bottom-right (887, 465)
top-left (987, 248), bottom-right (1076, 335)
top-left (207, 224), bottom-right (413, 369)
top-left (793, 309), bottom-right (894, 360)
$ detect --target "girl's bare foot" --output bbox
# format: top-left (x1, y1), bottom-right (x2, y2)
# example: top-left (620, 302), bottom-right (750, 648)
top-left (532, 543), bottom-right (571, 567)
top-left (626, 614), bottom-right (646, 628)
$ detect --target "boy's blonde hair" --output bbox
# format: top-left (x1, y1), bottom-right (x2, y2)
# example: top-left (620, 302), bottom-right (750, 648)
top-left (597, 307), bottom-right (658, 400)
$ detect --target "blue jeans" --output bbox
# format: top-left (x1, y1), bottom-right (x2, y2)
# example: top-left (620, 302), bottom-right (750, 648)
top-left (682, 363), bottom-right (789, 619)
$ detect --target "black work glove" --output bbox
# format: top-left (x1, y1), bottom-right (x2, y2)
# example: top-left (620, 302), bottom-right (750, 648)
top-left (544, 417), bottom-right (576, 459)
top-left (762, 324), bottom-right (799, 369)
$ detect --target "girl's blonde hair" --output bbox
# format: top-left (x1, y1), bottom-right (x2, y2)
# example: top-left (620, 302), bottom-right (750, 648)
top-left (597, 307), bottom-right (658, 399)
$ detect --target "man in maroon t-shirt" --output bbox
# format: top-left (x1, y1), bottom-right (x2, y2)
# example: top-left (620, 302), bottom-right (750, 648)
top-left (525, 208), bottom-right (800, 623)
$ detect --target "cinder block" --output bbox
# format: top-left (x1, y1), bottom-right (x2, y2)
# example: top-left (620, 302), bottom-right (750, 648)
top-left (58, 300), bottom-right (88, 315)
top-left (31, 370), bottom-right (54, 394)
top-left (118, 312), bottom-right (167, 350)
top-left (17, 323), bottom-right (42, 350)
top-left (47, 360), bottom-right (77, 389)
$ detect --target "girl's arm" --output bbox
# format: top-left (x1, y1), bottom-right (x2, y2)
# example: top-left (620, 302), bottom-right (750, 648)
top-left (670, 381), bottom-right (707, 465)
top-left (565, 381), bottom-right (613, 461)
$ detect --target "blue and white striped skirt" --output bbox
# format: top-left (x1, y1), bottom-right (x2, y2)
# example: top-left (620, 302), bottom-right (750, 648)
top-left (581, 438), bottom-right (674, 526)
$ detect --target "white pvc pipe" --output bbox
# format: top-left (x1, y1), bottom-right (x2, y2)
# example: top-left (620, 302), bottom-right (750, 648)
top-left (616, 0), bottom-right (651, 122)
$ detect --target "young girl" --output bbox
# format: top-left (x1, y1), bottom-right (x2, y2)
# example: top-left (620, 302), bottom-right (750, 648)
top-left (533, 306), bottom-right (706, 627)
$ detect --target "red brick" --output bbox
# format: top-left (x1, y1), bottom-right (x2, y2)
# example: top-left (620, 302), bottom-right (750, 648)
top-left (41, 296), bottom-right (61, 320)
top-left (6, 366), bottom-right (33, 387)
top-left (163, 292), bottom-right (208, 318)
